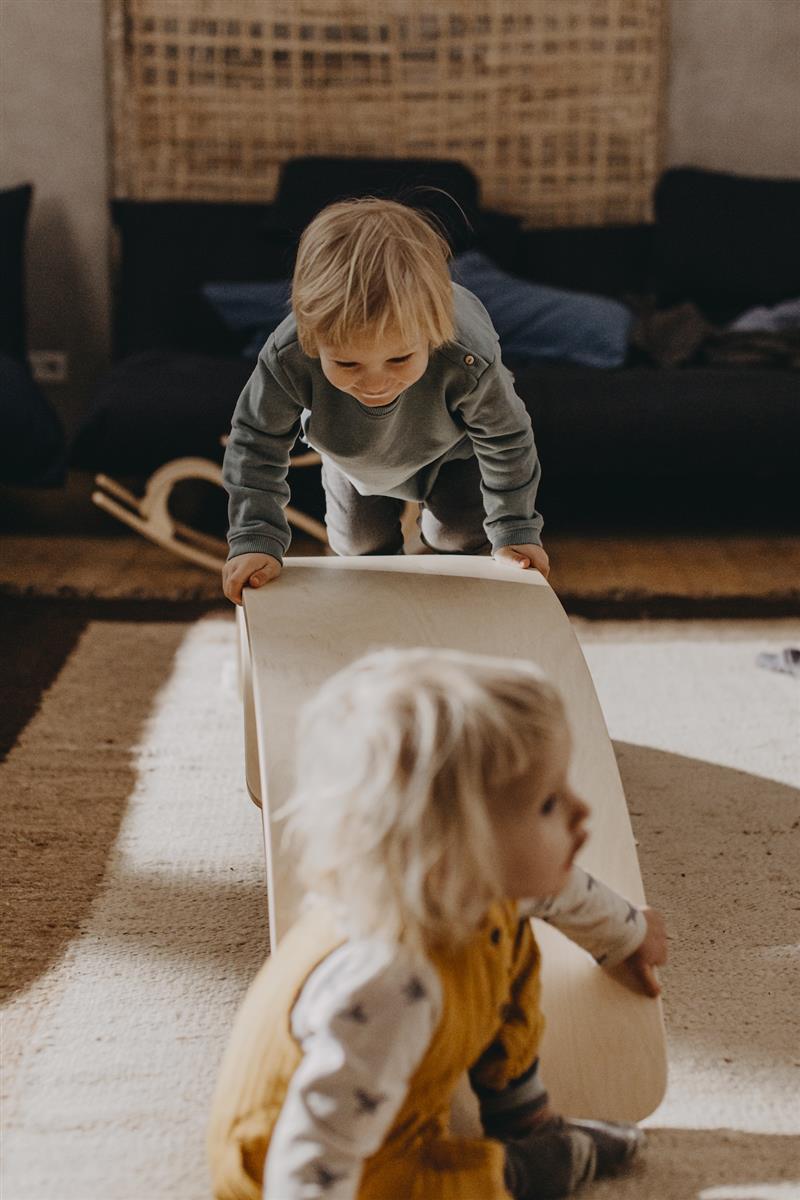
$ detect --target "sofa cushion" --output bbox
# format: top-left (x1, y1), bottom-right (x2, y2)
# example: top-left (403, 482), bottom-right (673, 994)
top-left (69, 349), bottom-right (325, 521)
top-left (0, 353), bottom-right (65, 485)
top-left (272, 156), bottom-right (484, 253)
top-left (517, 362), bottom-right (800, 522)
top-left (202, 280), bottom-right (292, 359)
top-left (653, 168), bottom-right (800, 320)
top-left (517, 224), bottom-right (654, 300)
top-left (0, 183), bottom-right (33, 362)
top-left (109, 199), bottom-right (291, 357)
top-left (70, 351), bottom-right (253, 475)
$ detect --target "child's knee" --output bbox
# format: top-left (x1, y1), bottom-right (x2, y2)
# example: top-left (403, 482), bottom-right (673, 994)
top-left (419, 522), bottom-right (490, 555)
top-left (327, 526), bottom-right (404, 557)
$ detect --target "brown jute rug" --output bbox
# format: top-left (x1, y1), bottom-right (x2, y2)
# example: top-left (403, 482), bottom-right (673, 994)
top-left (2, 529), bottom-right (800, 618)
top-left (2, 610), bottom-right (799, 1198)
top-left (4, 471), bottom-right (799, 616)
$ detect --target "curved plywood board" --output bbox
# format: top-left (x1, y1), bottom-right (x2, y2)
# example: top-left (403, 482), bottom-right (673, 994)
top-left (240, 556), bottom-right (667, 1120)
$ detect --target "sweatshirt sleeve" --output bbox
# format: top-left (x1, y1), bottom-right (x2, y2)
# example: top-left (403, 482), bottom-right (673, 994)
top-left (521, 866), bottom-right (647, 968)
top-left (222, 338), bottom-right (304, 563)
top-left (452, 355), bottom-right (544, 550)
top-left (263, 938), bottom-right (441, 1200)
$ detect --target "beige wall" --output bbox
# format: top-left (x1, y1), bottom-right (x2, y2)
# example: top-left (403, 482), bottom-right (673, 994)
top-left (668, 0), bottom-right (800, 176)
top-left (1, 0), bottom-right (799, 432)
top-left (1, 0), bottom-right (110, 434)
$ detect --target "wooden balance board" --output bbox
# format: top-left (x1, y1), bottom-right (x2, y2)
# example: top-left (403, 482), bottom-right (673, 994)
top-left (238, 555), bottom-right (667, 1122)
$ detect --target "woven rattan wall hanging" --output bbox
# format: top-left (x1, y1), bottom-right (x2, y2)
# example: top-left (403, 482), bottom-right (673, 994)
top-left (107, 0), bottom-right (668, 226)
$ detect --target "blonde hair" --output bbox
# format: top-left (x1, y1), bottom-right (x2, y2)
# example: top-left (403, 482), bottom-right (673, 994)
top-left (291, 198), bottom-right (455, 355)
top-left (280, 648), bottom-right (568, 947)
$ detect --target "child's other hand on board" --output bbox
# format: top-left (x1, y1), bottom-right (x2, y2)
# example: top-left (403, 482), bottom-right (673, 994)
top-left (222, 553), bottom-right (282, 605)
top-left (625, 907), bottom-right (668, 997)
top-left (494, 543), bottom-right (550, 579)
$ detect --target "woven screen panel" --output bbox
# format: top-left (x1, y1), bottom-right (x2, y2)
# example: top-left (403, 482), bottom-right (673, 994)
top-left (107, 0), bottom-right (668, 226)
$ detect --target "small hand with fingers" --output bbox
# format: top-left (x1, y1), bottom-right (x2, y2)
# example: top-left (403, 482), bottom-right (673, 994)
top-left (494, 543), bottom-right (550, 579)
top-left (222, 553), bottom-right (282, 605)
top-left (625, 907), bottom-right (668, 997)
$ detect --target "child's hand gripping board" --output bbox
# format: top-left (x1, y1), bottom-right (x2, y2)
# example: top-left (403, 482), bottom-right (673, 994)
top-left (238, 556), bottom-right (667, 1121)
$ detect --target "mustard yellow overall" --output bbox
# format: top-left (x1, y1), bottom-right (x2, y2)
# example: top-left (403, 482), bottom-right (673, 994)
top-left (208, 901), bottom-right (544, 1200)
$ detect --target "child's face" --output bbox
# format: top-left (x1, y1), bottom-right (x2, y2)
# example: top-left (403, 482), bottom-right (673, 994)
top-left (317, 329), bottom-right (429, 406)
top-left (492, 729), bottom-right (590, 898)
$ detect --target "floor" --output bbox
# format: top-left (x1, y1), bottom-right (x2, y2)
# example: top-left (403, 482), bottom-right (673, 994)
top-left (2, 473), bottom-right (799, 615)
top-left (4, 612), bottom-right (799, 1198)
top-left (2, 474), bottom-right (798, 1198)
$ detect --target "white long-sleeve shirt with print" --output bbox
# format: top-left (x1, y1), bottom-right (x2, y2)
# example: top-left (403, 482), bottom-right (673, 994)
top-left (263, 866), bottom-right (647, 1200)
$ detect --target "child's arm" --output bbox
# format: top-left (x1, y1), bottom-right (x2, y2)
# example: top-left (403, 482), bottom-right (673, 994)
top-left (452, 350), bottom-right (545, 567)
top-left (264, 939), bottom-right (441, 1199)
top-left (222, 341), bottom-right (304, 601)
top-left (522, 866), bottom-right (668, 996)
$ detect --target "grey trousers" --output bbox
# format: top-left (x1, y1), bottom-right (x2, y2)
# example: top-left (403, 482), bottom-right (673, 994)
top-left (321, 455), bottom-right (491, 557)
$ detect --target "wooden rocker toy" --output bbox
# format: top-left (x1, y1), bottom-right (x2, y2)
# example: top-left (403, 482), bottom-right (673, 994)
top-left (237, 554), bottom-right (667, 1124)
top-left (92, 448), bottom-right (328, 571)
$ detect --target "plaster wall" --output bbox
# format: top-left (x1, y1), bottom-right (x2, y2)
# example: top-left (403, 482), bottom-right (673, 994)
top-left (1, 0), bottom-right (798, 431)
top-left (667, 0), bottom-right (800, 177)
top-left (1, 0), bottom-right (110, 432)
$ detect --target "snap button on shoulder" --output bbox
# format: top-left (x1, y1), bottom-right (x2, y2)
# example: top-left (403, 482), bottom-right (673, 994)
top-left (464, 354), bottom-right (475, 366)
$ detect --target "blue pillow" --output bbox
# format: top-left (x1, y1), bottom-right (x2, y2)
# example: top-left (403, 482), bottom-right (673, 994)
top-left (202, 280), bottom-right (292, 359)
top-left (452, 251), bottom-right (634, 368)
top-left (203, 255), bottom-right (634, 369)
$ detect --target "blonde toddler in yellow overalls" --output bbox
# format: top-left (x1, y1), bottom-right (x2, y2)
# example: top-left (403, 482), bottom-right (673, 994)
top-left (208, 649), bottom-right (667, 1199)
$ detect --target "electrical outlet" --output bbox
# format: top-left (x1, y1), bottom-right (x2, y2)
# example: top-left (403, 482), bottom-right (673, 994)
top-left (30, 350), bottom-right (69, 385)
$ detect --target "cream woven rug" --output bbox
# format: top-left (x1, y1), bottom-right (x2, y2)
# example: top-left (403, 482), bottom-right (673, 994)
top-left (2, 615), bottom-right (799, 1200)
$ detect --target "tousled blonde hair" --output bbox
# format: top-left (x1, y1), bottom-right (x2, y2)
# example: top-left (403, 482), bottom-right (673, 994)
top-left (280, 648), bottom-right (568, 947)
top-left (291, 198), bottom-right (455, 355)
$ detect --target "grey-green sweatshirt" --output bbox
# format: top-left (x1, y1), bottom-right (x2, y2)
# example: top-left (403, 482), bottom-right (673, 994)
top-left (223, 283), bottom-right (543, 562)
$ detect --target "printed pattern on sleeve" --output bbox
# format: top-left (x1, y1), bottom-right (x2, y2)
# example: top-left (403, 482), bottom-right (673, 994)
top-left (522, 865), bottom-right (646, 967)
top-left (263, 938), bottom-right (442, 1200)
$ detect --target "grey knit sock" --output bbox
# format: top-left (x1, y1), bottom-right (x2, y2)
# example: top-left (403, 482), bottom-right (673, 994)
top-left (504, 1116), bottom-right (644, 1199)
top-left (567, 1119), bottom-right (643, 1177)
top-left (503, 1119), bottom-right (596, 1199)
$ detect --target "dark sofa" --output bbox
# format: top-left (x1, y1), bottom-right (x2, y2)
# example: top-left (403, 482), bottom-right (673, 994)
top-left (71, 160), bottom-right (800, 531)
top-left (0, 183), bottom-right (65, 487)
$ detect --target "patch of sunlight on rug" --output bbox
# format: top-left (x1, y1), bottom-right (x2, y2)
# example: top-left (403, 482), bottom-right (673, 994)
top-left (574, 619), bottom-right (800, 1140)
top-left (2, 617), bottom-right (266, 1200)
top-left (574, 619), bottom-right (800, 788)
